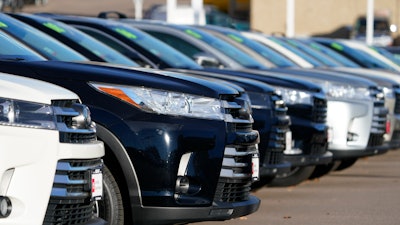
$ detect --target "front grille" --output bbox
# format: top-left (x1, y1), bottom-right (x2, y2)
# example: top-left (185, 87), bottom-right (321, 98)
top-left (52, 100), bottom-right (97, 143)
top-left (44, 158), bottom-right (103, 225)
top-left (368, 88), bottom-right (387, 147)
top-left (368, 133), bottom-right (384, 146)
top-left (308, 134), bottom-right (328, 155)
top-left (215, 147), bottom-right (255, 202)
top-left (390, 130), bottom-right (400, 147)
top-left (266, 93), bottom-right (290, 164)
top-left (312, 96), bottom-right (327, 123)
top-left (394, 88), bottom-right (400, 114)
top-left (301, 95), bottom-right (328, 155)
top-left (214, 95), bottom-right (258, 203)
top-left (214, 178), bottom-right (252, 202)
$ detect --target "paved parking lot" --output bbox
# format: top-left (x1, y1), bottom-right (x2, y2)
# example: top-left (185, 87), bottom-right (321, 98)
top-left (200, 149), bottom-right (400, 225)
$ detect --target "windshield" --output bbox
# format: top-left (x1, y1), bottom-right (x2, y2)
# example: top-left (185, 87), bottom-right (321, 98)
top-left (0, 31), bottom-right (46, 61)
top-left (176, 26), bottom-right (269, 69)
top-left (318, 39), bottom-right (400, 72)
top-left (0, 13), bottom-right (87, 62)
top-left (267, 36), bottom-right (323, 67)
top-left (32, 15), bottom-right (139, 67)
top-left (282, 38), bottom-right (342, 67)
top-left (299, 39), bottom-right (360, 68)
top-left (216, 29), bottom-right (298, 68)
top-left (372, 46), bottom-right (400, 66)
top-left (106, 22), bottom-right (201, 69)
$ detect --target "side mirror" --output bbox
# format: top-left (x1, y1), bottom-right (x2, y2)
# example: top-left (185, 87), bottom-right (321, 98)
top-left (193, 53), bottom-right (222, 68)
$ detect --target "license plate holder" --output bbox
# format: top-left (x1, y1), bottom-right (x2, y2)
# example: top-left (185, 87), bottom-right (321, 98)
top-left (91, 168), bottom-right (103, 201)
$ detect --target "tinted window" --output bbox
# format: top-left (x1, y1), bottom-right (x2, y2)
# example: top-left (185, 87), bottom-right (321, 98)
top-left (0, 14), bottom-right (87, 62)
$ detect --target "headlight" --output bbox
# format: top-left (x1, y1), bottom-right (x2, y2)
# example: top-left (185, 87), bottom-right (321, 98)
top-left (90, 82), bottom-right (226, 120)
top-left (382, 87), bottom-right (394, 99)
top-left (247, 91), bottom-right (271, 109)
top-left (274, 87), bottom-right (313, 105)
top-left (319, 82), bottom-right (371, 100)
top-left (0, 97), bottom-right (56, 129)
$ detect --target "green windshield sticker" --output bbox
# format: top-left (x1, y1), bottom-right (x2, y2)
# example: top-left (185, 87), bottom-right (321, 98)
top-left (270, 37), bottom-right (283, 45)
top-left (43, 22), bottom-right (65, 33)
top-left (287, 39), bottom-right (298, 46)
top-left (370, 46), bottom-right (378, 52)
top-left (0, 22), bottom-right (8, 28)
top-left (115, 28), bottom-right (137, 39)
top-left (227, 34), bottom-right (243, 43)
top-left (310, 43), bottom-right (321, 50)
top-left (330, 42), bottom-right (344, 51)
top-left (185, 29), bottom-right (202, 39)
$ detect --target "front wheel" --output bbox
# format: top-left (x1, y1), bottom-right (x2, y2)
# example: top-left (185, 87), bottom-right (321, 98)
top-left (97, 165), bottom-right (124, 225)
top-left (268, 166), bottom-right (316, 187)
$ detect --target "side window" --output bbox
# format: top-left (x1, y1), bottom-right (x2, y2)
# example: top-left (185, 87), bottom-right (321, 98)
top-left (146, 31), bottom-right (202, 59)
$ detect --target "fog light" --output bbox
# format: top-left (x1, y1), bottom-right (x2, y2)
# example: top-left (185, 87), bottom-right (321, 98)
top-left (175, 176), bottom-right (201, 195)
top-left (0, 196), bottom-right (11, 218)
top-left (347, 132), bottom-right (359, 142)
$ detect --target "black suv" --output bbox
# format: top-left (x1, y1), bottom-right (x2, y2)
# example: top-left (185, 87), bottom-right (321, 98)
top-left (0, 14), bottom-right (260, 225)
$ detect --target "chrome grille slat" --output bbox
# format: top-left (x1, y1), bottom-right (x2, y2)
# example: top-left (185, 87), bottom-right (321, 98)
top-left (312, 96), bottom-right (327, 123)
top-left (214, 94), bottom-right (257, 203)
top-left (265, 93), bottom-right (290, 164)
top-left (44, 158), bottom-right (103, 225)
top-left (368, 87), bottom-right (387, 147)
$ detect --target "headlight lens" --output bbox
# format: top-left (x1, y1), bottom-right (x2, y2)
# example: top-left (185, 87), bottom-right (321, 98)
top-left (247, 91), bottom-right (271, 109)
top-left (382, 87), bottom-right (394, 99)
top-left (90, 82), bottom-right (226, 120)
top-left (319, 82), bottom-right (371, 100)
top-left (275, 87), bottom-right (313, 105)
top-left (0, 97), bottom-right (56, 129)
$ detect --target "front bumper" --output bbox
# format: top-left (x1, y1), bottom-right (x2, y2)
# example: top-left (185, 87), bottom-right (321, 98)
top-left (259, 161), bottom-right (292, 177)
top-left (329, 144), bottom-right (390, 160)
top-left (284, 150), bottom-right (333, 167)
top-left (0, 126), bottom-right (104, 225)
top-left (132, 195), bottom-right (260, 224)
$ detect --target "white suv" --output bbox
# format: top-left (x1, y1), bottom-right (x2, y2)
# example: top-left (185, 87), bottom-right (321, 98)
top-left (0, 73), bottom-right (106, 225)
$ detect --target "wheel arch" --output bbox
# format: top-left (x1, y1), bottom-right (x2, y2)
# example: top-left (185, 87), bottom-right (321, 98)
top-left (96, 124), bottom-right (142, 223)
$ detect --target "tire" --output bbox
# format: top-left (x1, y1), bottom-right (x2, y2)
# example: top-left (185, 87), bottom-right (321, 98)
top-left (268, 166), bottom-right (316, 187)
top-left (308, 160), bottom-right (341, 179)
top-left (96, 165), bottom-right (124, 225)
top-left (335, 158), bottom-right (358, 171)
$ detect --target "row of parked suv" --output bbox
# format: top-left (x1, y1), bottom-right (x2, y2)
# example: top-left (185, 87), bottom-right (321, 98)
top-left (1, 11), bottom-right (400, 225)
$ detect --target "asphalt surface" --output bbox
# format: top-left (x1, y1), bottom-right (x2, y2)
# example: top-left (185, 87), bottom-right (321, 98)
top-left (17, 2), bottom-right (400, 225)
top-left (200, 149), bottom-right (400, 225)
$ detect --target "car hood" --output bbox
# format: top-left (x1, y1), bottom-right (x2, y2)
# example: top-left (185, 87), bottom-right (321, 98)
top-left (0, 60), bottom-right (239, 98)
